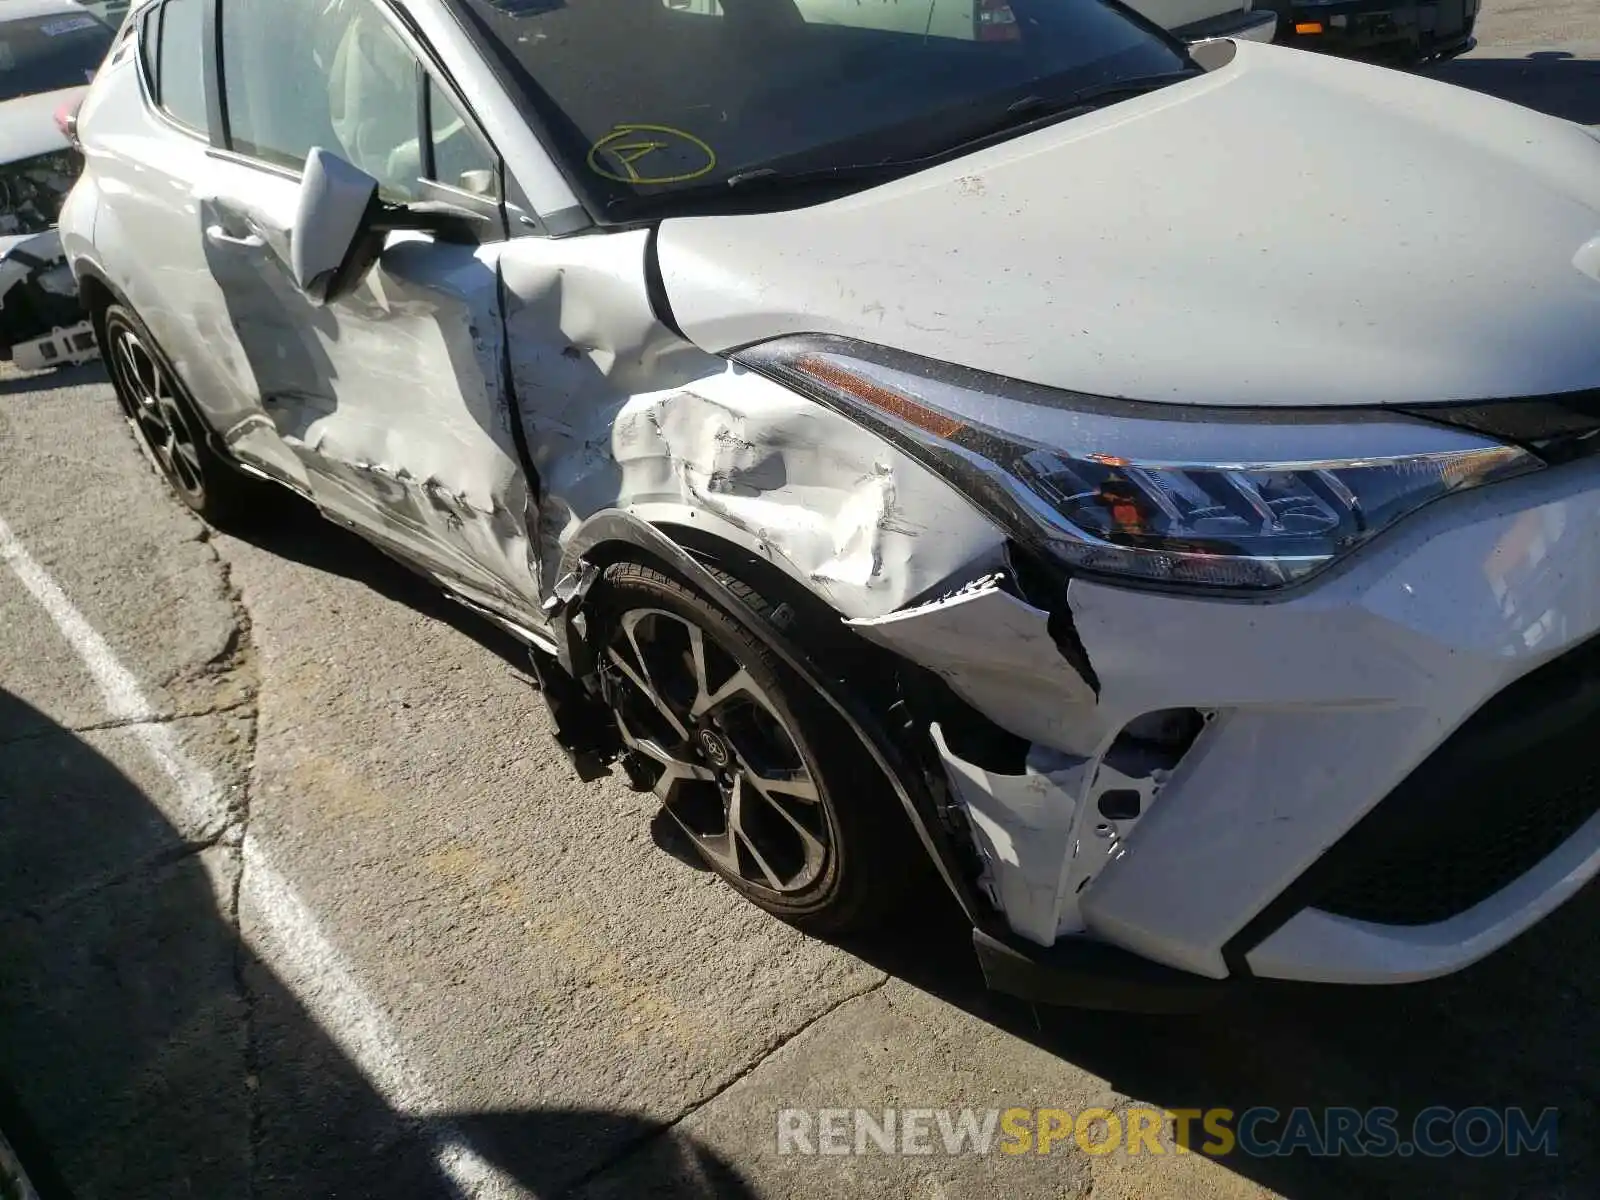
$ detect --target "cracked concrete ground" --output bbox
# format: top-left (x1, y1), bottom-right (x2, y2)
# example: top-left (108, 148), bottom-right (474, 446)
top-left (2, 17), bottom-right (1599, 1200)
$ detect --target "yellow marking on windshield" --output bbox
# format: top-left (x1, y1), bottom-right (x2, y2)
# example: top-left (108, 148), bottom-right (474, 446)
top-left (587, 124), bottom-right (718, 185)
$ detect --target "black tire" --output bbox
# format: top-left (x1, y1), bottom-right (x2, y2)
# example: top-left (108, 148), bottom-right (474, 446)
top-left (101, 303), bottom-right (264, 525)
top-left (595, 559), bottom-right (921, 935)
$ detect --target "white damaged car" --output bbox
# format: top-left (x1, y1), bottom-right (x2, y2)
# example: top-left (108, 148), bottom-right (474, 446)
top-left (0, 0), bottom-right (115, 367)
top-left (61, 0), bottom-right (1600, 1007)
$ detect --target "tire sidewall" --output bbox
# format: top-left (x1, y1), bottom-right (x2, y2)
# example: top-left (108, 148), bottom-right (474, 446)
top-left (102, 304), bottom-right (240, 520)
top-left (597, 564), bottom-right (858, 923)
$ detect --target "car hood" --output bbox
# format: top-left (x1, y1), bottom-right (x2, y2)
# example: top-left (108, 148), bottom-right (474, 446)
top-left (658, 42), bottom-right (1600, 407)
top-left (0, 86), bottom-right (83, 166)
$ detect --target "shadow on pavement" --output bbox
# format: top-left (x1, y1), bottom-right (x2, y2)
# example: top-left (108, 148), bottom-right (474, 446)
top-left (221, 488), bottom-right (535, 674)
top-left (1424, 49), bottom-right (1600, 123)
top-left (836, 877), bottom-right (1598, 1199)
top-left (0, 363), bottom-right (106, 398)
top-left (0, 688), bottom-right (755, 1199)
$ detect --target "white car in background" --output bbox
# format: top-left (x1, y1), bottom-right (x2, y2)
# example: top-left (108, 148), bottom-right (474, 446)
top-left (74, 1), bottom-right (134, 27)
top-left (0, 0), bottom-right (114, 367)
top-left (60, 0), bottom-right (1600, 1008)
top-left (1137, 0), bottom-right (1274, 42)
top-left (0, 0), bottom-right (110, 241)
top-left (672, 0), bottom-right (1276, 44)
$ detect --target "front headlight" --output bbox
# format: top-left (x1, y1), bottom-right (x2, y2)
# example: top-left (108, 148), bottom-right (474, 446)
top-left (735, 336), bottom-right (1541, 591)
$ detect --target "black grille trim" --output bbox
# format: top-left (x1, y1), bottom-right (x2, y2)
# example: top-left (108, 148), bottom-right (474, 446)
top-left (1225, 635), bottom-right (1600, 968)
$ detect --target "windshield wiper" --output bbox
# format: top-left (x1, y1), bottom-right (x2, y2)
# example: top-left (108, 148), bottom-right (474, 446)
top-left (609, 69), bottom-right (1203, 215)
top-left (953, 68), bottom-right (1205, 147)
top-left (605, 159), bottom-right (924, 214)
top-left (726, 69), bottom-right (1202, 190)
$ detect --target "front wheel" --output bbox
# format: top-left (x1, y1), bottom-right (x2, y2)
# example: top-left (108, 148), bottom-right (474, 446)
top-left (594, 560), bottom-right (919, 935)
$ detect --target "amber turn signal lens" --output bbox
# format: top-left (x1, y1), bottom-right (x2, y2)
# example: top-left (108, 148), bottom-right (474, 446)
top-left (791, 354), bottom-right (966, 440)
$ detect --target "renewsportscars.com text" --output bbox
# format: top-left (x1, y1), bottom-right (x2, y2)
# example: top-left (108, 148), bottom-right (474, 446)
top-left (776, 1106), bottom-right (1559, 1159)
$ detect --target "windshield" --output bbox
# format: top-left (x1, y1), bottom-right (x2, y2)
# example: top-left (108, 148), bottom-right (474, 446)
top-left (450, 0), bottom-right (1188, 219)
top-left (0, 9), bottom-right (114, 103)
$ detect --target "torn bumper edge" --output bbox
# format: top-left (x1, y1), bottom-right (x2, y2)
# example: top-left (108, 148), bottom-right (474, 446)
top-left (848, 574), bottom-right (1228, 1006)
top-left (543, 518), bottom-right (1229, 1008)
top-left (846, 577), bottom-right (1138, 942)
top-left (2, 229), bottom-right (94, 368)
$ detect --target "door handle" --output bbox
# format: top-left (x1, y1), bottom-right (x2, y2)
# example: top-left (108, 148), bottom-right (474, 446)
top-left (205, 224), bottom-right (265, 250)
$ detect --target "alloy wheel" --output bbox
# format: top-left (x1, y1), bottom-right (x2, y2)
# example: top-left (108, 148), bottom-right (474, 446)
top-left (107, 321), bottom-right (206, 505)
top-left (602, 607), bottom-right (832, 895)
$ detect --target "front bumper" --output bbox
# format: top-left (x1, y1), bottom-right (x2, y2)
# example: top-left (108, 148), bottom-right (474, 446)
top-left (863, 454), bottom-right (1600, 996)
top-left (1264, 0), bottom-right (1478, 59)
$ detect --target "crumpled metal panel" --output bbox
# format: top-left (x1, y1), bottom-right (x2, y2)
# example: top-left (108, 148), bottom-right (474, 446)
top-left (931, 725), bottom-right (1090, 946)
top-left (499, 231), bottom-right (1006, 620)
top-left (847, 574), bottom-right (1102, 753)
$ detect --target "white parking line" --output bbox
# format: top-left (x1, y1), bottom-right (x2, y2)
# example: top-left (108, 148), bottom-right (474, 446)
top-left (0, 515), bottom-right (521, 1200)
top-left (0, 516), bottom-right (224, 838)
top-left (240, 839), bottom-right (522, 1199)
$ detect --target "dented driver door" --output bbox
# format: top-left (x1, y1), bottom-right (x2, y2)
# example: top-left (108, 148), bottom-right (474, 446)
top-left (220, 208), bottom-right (543, 624)
top-left (196, 0), bottom-right (545, 626)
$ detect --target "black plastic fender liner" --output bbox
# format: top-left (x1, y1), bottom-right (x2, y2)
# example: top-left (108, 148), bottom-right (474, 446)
top-left (552, 509), bottom-right (998, 932)
top-left (0, 234), bottom-right (85, 358)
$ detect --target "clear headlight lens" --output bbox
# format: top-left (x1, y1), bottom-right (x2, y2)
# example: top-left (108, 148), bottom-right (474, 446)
top-left (735, 337), bottom-right (1541, 590)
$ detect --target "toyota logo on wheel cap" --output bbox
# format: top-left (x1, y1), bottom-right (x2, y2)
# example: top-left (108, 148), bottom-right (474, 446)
top-left (698, 728), bottom-right (732, 768)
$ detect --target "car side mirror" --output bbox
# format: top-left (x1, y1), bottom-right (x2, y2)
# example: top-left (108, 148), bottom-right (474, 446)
top-left (289, 148), bottom-right (499, 307)
top-left (289, 148), bottom-right (384, 307)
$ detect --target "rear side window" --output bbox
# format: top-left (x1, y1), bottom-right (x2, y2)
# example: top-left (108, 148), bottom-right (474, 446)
top-left (140, 0), bottom-right (208, 132)
top-left (0, 10), bottom-right (115, 103)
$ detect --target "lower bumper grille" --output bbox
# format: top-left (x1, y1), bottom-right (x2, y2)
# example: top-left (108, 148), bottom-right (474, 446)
top-left (1312, 637), bottom-right (1600, 927)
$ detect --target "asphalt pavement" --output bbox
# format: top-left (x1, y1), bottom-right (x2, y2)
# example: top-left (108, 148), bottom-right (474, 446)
top-left (3, 13), bottom-right (1599, 1200)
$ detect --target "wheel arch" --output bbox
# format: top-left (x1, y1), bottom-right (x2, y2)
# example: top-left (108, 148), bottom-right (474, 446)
top-left (79, 275), bottom-right (241, 461)
top-left (568, 516), bottom-right (850, 651)
top-left (553, 509), bottom-right (995, 930)
top-left (71, 259), bottom-right (124, 348)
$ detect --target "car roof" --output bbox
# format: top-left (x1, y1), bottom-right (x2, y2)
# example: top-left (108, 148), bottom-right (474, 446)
top-left (0, 0), bottom-right (101, 19)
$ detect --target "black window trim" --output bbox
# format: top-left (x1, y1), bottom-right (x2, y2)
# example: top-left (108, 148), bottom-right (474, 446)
top-left (133, 0), bottom-right (211, 142)
top-left (138, 0), bottom-right (160, 98)
top-left (203, 0), bottom-right (510, 239)
top-left (416, 58), bottom-right (435, 182)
